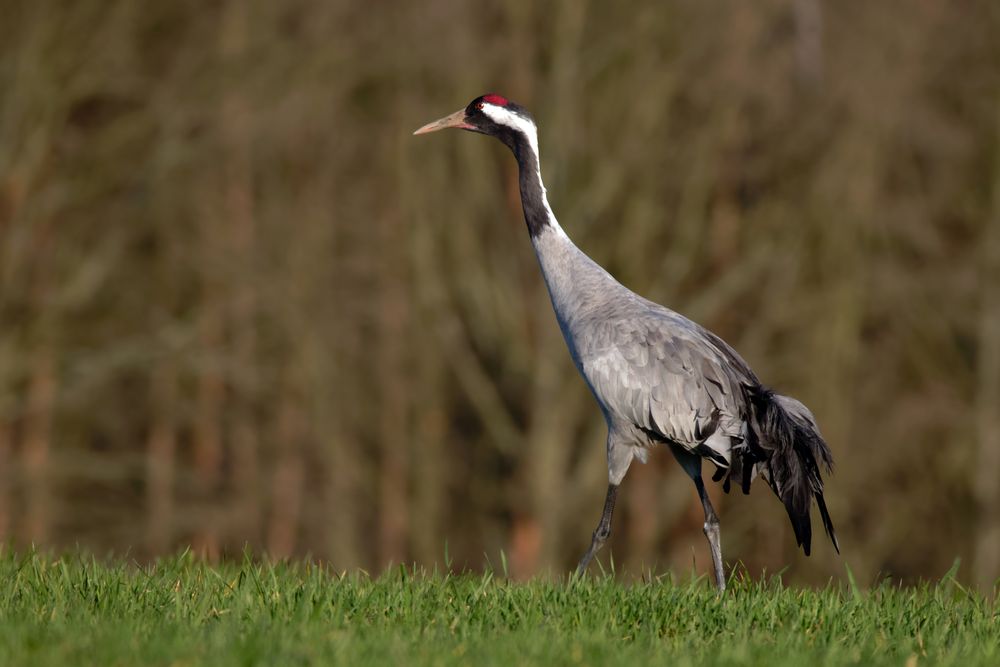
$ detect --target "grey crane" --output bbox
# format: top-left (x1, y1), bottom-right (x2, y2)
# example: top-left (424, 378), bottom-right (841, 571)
top-left (415, 94), bottom-right (839, 591)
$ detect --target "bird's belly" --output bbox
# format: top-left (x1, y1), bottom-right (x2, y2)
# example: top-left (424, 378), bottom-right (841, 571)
top-left (579, 347), bottom-right (745, 463)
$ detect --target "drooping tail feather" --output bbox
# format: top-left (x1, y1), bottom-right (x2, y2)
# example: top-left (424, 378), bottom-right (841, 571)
top-left (745, 386), bottom-right (840, 556)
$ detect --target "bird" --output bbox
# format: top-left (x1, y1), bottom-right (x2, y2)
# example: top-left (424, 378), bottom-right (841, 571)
top-left (414, 94), bottom-right (839, 591)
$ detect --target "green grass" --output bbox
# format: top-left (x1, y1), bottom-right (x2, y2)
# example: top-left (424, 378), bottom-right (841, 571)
top-left (0, 551), bottom-right (996, 666)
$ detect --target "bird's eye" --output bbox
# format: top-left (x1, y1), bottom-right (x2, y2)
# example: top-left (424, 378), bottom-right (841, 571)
top-left (476, 102), bottom-right (484, 110)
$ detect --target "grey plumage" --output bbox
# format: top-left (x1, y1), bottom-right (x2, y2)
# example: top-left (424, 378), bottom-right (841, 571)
top-left (415, 94), bottom-right (839, 592)
top-left (534, 193), bottom-right (839, 581)
top-left (534, 228), bottom-right (754, 482)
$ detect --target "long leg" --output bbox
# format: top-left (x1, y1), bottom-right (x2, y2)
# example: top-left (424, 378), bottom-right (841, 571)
top-left (575, 483), bottom-right (618, 575)
top-left (669, 444), bottom-right (726, 592)
top-left (695, 476), bottom-right (726, 592)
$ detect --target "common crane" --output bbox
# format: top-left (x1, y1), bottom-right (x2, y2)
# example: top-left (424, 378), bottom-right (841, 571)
top-left (414, 94), bottom-right (839, 591)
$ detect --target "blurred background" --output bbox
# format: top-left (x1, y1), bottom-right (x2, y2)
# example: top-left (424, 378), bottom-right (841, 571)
top-left (1, 0), bottom-right (999, 588)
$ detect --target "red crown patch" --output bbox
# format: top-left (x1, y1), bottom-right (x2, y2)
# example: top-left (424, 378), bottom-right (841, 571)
top-left (482, 94), bottom-right (509, 107)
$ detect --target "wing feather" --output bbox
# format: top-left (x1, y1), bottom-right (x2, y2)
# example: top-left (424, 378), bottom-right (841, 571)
top-left (580, 308), bottom-right (756, 458)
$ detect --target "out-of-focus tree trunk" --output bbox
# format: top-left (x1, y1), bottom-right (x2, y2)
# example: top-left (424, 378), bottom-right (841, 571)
top-left (193, 230), bottom-right (224, 558)
top-left (22, 348), bottom-right (55, 545)
top-left (376, 204), bottom-right (410, 565)
top-left (22, 207), bottom-right (56, 545)
top-left (146, 359), bottom-right (177, 555)
top-left (514, 0), bottom-right (589, 578)
top-left (973, 109), bottom-right (1000, 589)
top-left (315, 202), bottom-right (363, 570)
top-left (0, 176), bottom-right (18, 544)
top-left (0, 414), bottom-right (11, 540)
top-left (625, 462), bottom-right (661, 570)
top-left (1, 14), bottom-right (48, 550)
top-left (220, 0), bottom-right (260, 548)
top-left (519, 339), bottom-right (568, 574)
top-left (323, 374), bottom-right (363, 569)
top-left (410, 393), bottom-right (446, 565)
top-left (794, 0), bottom-right (824, 90)
top-left (0, 184), bottom-right (13, 541)
top-left (402, 110), bottom-right (447, 567)
top-left (193, 308), bottom-right (223, 558)
top-left (267, 374), bottom-right (305, 559)
top-left (315, 322), bottom-right (363, 569)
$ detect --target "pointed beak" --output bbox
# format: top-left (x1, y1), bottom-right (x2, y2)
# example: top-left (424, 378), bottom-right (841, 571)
top-left (413, 108), bottom-right (473, 135)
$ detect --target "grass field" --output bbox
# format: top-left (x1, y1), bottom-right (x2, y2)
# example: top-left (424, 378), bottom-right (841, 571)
top-left (0, 551), bottom-right (996, 666)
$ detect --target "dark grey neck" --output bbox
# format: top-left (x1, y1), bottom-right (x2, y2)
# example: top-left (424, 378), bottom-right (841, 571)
top-left (503, 132), bottom-right (550, 238)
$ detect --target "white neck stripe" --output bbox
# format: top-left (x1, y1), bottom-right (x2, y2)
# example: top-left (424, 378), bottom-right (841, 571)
top-left (481, 104), bottom-right (539, 161)
top-left (480, 103), bottom-right (566, 239)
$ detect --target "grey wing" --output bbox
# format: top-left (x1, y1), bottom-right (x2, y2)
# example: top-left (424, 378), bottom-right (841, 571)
top-left (580, 310), bottom-right (757, 464)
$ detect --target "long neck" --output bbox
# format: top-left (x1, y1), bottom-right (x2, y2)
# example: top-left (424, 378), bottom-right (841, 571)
top-left (510, 133), bottom-right (560, 238)
top-left (506, 130), bottom-right (621, 341)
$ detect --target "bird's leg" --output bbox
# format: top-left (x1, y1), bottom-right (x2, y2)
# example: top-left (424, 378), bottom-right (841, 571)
top-left (575, 483), bottom-right (618, 575)
top-left (695, 475), bottom-right (726, 592)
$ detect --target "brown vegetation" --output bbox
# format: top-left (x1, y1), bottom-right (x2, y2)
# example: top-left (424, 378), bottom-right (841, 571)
top-left (1, 0), bottom-right (999, 588)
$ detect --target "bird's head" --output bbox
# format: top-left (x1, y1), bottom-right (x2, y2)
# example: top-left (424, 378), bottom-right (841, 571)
top-left (414, 94), bottom-right (537, 156)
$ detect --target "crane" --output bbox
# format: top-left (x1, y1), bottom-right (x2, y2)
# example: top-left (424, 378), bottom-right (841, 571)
top-left (414, 94), bottom-right (839, 591)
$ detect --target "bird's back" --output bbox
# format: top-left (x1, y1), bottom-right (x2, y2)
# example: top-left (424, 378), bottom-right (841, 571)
top-left (531, 226), bottom-right (759, 467)
top-left (578, 294), bottom-right (757, 461)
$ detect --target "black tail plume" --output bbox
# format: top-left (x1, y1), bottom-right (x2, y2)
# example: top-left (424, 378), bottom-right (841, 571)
top-left (746, 386), bottom-right (840, 555)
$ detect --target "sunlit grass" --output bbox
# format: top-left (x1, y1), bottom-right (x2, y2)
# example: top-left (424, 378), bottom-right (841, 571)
top-left (0, 550), bottom-right (996, 666)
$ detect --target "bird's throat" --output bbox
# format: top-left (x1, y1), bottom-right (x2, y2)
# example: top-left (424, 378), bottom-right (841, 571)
top-left (512, 136), bottom-right (553, 239)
